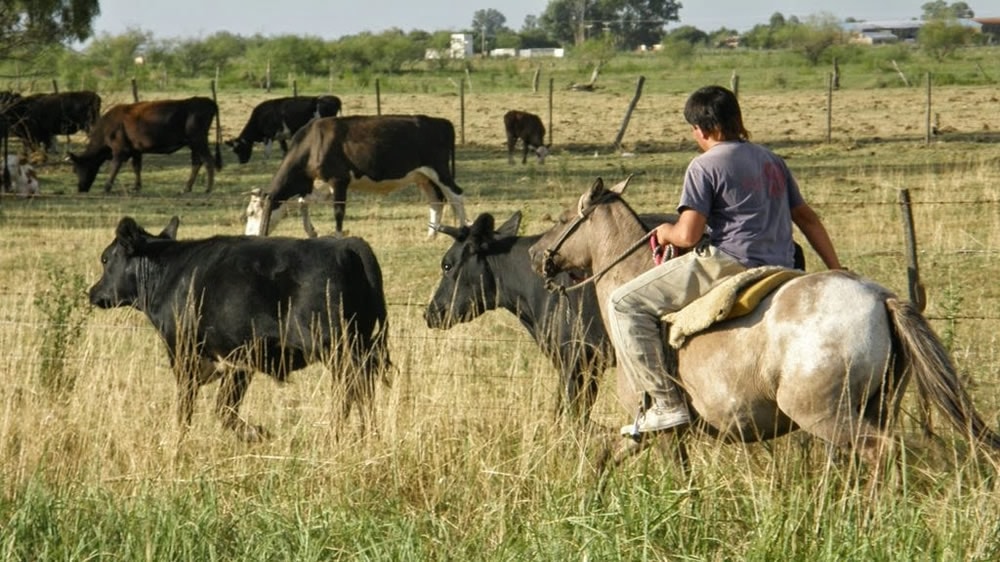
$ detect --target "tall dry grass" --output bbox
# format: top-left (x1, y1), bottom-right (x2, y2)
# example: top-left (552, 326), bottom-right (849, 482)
top-left (0, 84), bottom-right (999, 559)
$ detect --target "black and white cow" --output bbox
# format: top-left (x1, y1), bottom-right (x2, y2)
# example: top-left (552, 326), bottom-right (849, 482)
top-left (244, 114), bottom-right (467, 239)
top-left (227, 95), bottom-right (342, 164)
top-left (89, 216), bottom-right (392, 441)
top-left (504, 110), bottom-right (549, 165)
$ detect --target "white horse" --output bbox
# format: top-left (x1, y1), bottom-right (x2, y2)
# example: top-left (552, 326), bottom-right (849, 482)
top-left (529, 176), bottom-right (1000, 476)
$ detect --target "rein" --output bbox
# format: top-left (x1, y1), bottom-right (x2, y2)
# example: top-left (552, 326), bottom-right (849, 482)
top-left (542, 206), bottom-right (657, 295)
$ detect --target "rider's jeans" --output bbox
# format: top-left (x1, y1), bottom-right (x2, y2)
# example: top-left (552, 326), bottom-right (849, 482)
top-left (608, 244), bottom-right (746, 408)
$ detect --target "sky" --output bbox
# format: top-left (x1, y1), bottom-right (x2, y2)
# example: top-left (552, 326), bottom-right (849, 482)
top-left (89, 1), bottom-right (956, 41)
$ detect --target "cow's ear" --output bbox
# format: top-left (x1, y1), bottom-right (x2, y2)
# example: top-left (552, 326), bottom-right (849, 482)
top-left (469, 213), bottom-right (495, 238)
top-left (115, 217), bottom-right (148, 254)
top-left (160, 216), bottom-right (180, 240)
top-left (496, 211), bottom-right (521, 238)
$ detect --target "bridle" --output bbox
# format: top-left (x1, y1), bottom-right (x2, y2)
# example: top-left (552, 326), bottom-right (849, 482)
top-left (541, 195), bottom-right (658, 295)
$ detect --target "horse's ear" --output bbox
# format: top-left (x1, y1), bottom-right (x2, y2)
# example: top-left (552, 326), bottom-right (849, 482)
top-left (580, 177), bottom-right (605, 214)
top-left (496, 211), bottom-right (521, 238)
top-left (608, 174), bottom-right (633, 195)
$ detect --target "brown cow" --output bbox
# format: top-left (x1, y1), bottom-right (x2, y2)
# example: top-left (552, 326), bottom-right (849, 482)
top-left (504, 110), bottom-right (549, 165)
top-left (69, 97), bottom-right (221, 193)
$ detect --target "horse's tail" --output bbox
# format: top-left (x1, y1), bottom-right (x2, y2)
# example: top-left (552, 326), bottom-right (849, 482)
top-left (887, 298), bottom-right (1000, 449)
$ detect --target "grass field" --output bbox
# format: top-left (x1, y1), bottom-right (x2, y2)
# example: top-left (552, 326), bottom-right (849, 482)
top-left (2, 58), bottom-right (1000, 559)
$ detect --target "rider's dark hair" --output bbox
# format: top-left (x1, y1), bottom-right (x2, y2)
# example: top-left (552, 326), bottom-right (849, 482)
top-left (683, 85), bottom-right (750, 141)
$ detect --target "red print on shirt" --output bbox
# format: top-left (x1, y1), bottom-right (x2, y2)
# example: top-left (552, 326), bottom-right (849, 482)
top-left (763, 161), bottom-right (786, 198)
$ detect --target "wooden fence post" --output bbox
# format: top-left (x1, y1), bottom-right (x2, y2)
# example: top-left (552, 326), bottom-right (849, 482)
top-left (730, 71), bottom-right (739, 97)
top-left (826, 72), bottom-right (833, 143)
top-left (612, 75), bottom-right (645, 150)
top-left (548, 77), bottom-right (554, 146)
top-left (925, 72), bottom-right (932, 145)
top-left (51, 79), bottom-right (59, 93)
top-left (375, 78), bottom-right (381, 116)
top-left (131, 78), bottom-right (139, 102)
top-left (459, 77), bottom-right (465, 145)
top-left (532, 66), bottom-right (540, 93)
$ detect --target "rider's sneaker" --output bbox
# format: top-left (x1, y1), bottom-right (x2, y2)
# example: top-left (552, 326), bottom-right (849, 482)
top-left (620, 400), bottom-right (690, 437)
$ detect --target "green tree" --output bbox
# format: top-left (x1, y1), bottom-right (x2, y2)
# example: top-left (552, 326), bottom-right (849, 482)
top-left (540, 0), bottom-right (679, 49)
top-left (84, 28), bottom-right (154, 82)
top-left (777, 15), bottom-right (843, 65)
top-left (472, 8), bottom-right (509, 53)
top-left (0, 0), bottom-right (100, 59)
top-left (664, 25), bottom-right (709, 46)
top-left (921, 1), bottom-right (974, 20)
top-left (919, 17), bottom-right (974, 60)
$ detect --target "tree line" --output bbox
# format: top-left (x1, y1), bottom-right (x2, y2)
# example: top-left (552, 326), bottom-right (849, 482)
top-left (0, 0), bottom-right (989, 92)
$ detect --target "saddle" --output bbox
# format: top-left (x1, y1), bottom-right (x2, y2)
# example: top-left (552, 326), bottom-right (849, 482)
top-left (661, 266), bottom-right (803, 349)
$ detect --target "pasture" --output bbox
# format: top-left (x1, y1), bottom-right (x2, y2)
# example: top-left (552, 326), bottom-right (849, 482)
top-left (2, 69), bottom-right (1000, 558)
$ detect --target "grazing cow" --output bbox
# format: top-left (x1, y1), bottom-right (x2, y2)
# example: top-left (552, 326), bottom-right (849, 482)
top-left (425, 211), bottom-right (613, 422)
top-left (4, 154), bottom-right (39, 196)
top-left (244, 114), bottom-right (467, 239)
top-left (227, 95), bottom-right (342, 164)
top-left (504, 110), bottom-right (549, 165)
top-left (69, 96), bottom-right (222, 193)
top-left (89, 216), bottom-right (392, 441)
top-left (4, 91), bottom-right (101, 153)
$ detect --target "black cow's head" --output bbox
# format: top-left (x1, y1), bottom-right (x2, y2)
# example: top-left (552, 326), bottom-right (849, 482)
top-left (424, 212), bottom-right (521, 329)
top-left (225, 138), bottom-right (253, 164)
top-left (89, 216), bottom-right (179, 309)
top-left (67, 150), bottom-right (108, 193)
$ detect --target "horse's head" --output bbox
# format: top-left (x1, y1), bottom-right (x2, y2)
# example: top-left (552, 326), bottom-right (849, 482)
top-left (529, 176), bottom-right (634, 286)
top-left (424, 211), bottom-right (521, 328)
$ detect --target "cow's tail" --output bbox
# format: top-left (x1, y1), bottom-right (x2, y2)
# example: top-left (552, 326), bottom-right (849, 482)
top-left (887, 298), bottom-right (1000, 450)
top-left (212, 97), bottom-right (223, 170)
top-left (356, 239), bottom-right (393, 387)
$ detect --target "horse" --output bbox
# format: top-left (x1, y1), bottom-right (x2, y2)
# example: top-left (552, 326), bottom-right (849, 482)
top-left (527, 175), bottom-right (1000, 478)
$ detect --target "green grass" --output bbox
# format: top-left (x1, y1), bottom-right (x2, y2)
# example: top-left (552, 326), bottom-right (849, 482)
top-left (2, 57), bottom-right (1000, 558)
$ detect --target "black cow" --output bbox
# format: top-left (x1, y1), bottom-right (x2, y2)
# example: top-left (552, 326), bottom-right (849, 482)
top-left (504, 110), bottom-right (549, 165)
top-left (227, 95), bottom-right (342, 164)
top-left (69, 96), bottom-right (222, 193)
top-left (89, 216), bottom-right (392, 441)
top-left (4, 91), bottom-right (101, 153)
top-left (245, 114), bottom-right (467, 239)
top-left (425, 211), bottom-right (615, 422)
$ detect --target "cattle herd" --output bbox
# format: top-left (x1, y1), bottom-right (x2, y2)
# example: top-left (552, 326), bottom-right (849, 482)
top-left (0, 88), bottom-right (587, 442)
top-left (0, 89), bottom-right (560, 439)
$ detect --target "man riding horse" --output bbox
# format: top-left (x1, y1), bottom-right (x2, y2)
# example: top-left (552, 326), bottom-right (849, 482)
top-left (612, 85), bottom-right (843, 438)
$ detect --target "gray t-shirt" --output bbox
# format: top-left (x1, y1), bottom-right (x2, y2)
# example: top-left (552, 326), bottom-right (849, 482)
top-left (678, 140), bottom-right (804, 268)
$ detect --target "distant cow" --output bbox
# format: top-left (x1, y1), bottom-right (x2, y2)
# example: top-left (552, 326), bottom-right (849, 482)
top-left (227, 95), bottom-right (342, 164)
top-left (504, 110), bottom-right (549, 165)
top-left (245, 114), bottom-right (467, 239)
top-left (4, 154), bottom-right (39, 196)
top-left (425, 211), bottom-right (613, 422)
top-left (89, 216), bottom-right (392, 441)
top-left (4, 91), bottom-right (101, 153)
top-left (69, 97), bottom-right (221, 193)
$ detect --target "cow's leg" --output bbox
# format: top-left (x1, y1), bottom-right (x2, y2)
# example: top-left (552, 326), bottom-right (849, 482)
top-left (332, 181), bottom-right (348, 236)
top-left (299, 198), bottom-right (318, 238)
top-left (130, 153), bottom-right (143, 192)
top-left (103, 155), bottom-right (128, 193)
top-left (174, 356), bottom-right (214, 434)
top-left (215, 369), bottom-right (270, 442)
top-left (507, 135), bottom-right (516, 165)
top-left (414, 176), bottom-right (445, 238)
top-left (279, 139), bottom-right (289, 154)
top-left (522, 139), bottom-right (529, 164)
top-left (184, 148), bottom-right (206, 192)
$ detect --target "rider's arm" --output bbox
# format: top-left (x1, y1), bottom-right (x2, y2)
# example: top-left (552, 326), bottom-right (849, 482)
top-left (791, 203), bottom-right (843, 270)
top-left (654, 208), bottom-right (706, 249)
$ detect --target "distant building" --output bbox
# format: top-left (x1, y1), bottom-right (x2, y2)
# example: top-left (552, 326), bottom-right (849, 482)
top-left (425, 34), bottom-right (475, 60)
top-left (842, 18), bottom-right (983, 43)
